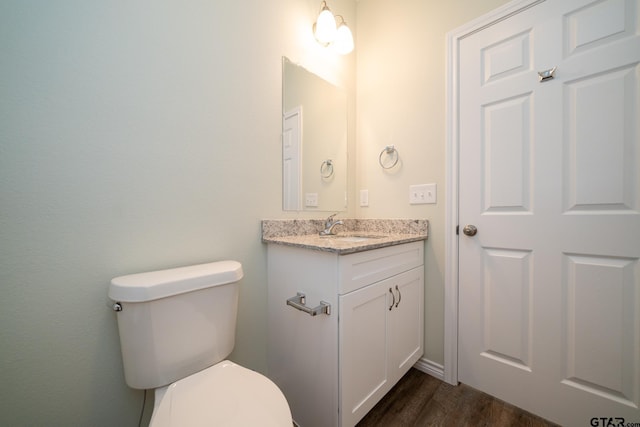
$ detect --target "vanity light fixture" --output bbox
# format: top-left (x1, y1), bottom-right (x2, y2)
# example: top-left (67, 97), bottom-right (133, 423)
top-left (333, 15), bottom-right (354, 55)
top-left (314, 1), bottom-right (337, 44)
top-left (313, 1), bottom-right (354, 55)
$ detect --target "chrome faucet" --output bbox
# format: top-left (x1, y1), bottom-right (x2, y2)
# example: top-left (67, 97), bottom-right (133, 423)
top-left (319, 213), bottom-right (344, 236)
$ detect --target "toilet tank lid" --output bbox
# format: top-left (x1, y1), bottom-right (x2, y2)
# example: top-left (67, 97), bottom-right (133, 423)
top-left (108, 260), bottom-right (243, 303)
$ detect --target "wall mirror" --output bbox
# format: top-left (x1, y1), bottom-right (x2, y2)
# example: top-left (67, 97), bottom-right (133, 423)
top-left (282, 57), bottom-right (347, 211)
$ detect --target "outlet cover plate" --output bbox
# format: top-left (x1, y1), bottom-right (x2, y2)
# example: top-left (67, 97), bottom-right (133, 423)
top-left (305, 193), bottom-right (318, 207)
top-left (360, 189), bottom-right (369, 207)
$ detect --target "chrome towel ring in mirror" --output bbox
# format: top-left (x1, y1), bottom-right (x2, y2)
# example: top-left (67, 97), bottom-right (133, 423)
top-left (321, 159), bottom-right (334, 178)
top-left (379, 145), bottom-right (399, 169)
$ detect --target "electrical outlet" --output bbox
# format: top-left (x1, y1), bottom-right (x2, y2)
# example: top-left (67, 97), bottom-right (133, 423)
top-left (360, 189), bottom-right (369, 207)
top-left (305, 193), bottom-right (318, 207)
top-left (409, 183), bottom-right (436, 204)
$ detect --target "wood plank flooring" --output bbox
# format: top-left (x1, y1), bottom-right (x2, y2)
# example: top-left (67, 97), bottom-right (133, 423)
top-left (356, 369), bottom-right (559, 427)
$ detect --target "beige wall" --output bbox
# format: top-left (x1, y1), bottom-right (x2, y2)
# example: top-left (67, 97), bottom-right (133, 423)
top-left (355, 0), bottom-right (509, 364)
top-left (0, 0), bottom-right (512, 425)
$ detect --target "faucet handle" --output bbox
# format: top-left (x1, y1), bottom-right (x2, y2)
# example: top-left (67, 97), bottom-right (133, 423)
top-left (326, 213), bottom-right (338, 225)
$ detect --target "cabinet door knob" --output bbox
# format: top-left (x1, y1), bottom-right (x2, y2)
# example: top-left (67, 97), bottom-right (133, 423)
top-left (389, 288), bottom-right (395, 311)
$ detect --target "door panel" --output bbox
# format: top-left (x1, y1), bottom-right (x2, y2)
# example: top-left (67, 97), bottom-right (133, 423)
top-left (564, 0), bottom-right (633, 56)
top-left (481, 248), bottom-right (533, 371)
top-left (563, 65), bottom-right (638, 211)
top-left (482, 94), bottom-right (533, 212)
top-left (482, 29), bottom-right (532, 84)
top-left (562, 254), bottom-right (639, 407)
top-left (458, 0), bottom-right (640, 424)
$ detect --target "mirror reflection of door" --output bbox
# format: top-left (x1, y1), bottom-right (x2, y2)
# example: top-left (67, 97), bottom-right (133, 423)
top-left (282, 57), bottom-right (347, 212)
top-left (283, 106), bottom-right (302, 211)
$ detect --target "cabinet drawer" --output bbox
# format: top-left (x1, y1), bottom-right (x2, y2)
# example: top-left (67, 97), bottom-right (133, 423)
top-left (338, 241), bottom-right (423, 295)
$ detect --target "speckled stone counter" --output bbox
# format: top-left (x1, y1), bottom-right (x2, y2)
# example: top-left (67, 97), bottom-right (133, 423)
top-left (261, 218), bottom-right (428, 254)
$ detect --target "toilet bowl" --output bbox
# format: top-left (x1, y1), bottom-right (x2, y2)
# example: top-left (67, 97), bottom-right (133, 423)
top-left (108, 260), bottom-right (292, 426)
top-left (150, 361), bottom-right (291, 427)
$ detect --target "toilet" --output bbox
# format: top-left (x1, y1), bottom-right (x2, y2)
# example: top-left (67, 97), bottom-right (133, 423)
top-left (108, 260), bottom-right (292, 426)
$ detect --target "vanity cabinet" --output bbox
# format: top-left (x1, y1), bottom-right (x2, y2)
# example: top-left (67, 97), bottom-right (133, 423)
top-left (267, 241), bottom-right (424, 427)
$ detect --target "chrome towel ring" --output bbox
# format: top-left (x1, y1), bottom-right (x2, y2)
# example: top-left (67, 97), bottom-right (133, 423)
top-left (379, 145), bottom-right (399, 169)
top-left (321, 159), bottom-right (334, 178)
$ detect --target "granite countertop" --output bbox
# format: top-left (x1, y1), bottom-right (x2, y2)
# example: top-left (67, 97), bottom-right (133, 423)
top-left (262, 219), bottom-right (428, 255)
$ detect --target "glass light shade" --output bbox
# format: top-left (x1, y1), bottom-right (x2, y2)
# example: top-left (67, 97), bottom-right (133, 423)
top-left (315, 8), bottom-right (337, 44)
top-left (333, 23), bottom-right (354, 55)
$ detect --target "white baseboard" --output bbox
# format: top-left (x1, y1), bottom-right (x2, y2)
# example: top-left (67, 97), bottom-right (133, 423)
top-left (413, 357), bottom-right (445, 381)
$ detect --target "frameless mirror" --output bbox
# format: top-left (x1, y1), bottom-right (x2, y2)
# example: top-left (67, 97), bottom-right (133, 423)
top-left (282, 57), bottom-right (347, 211)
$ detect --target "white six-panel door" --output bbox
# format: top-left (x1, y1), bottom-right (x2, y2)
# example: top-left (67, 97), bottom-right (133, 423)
top-left (457, 0), bottom-right (640, 425)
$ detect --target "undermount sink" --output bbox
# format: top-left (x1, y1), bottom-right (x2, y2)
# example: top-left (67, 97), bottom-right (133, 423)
top-left (324, 235), bottom-right (383, 243)
top-left (335, 236), bottom-right (373, 242)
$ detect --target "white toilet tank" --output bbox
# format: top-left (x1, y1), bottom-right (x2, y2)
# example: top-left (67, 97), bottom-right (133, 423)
top-left (108, 260), bottom-right (243, 390)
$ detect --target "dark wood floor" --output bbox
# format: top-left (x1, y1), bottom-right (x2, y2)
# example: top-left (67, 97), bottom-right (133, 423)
top-left (357, 369), bottom-right (559, 427)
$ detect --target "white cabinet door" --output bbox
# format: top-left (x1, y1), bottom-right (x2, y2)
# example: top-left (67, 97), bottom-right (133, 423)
top-left (388, 267), bottom-right (424, 385)
top-left (339, 267), bottom-right (424, 427)
top-left (339, 279), bottom-right (390, 427)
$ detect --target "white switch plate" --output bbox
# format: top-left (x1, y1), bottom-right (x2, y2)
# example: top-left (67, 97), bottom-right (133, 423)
top-left (305, 193), bottom-right (318, 207)
top-left (360, 189), bottom-right (369, 207)
top-left (409, 183), bottom-right (436, 204)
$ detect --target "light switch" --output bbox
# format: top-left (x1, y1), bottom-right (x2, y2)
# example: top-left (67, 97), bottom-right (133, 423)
top-left (409, 183), bottom-right (436, 204)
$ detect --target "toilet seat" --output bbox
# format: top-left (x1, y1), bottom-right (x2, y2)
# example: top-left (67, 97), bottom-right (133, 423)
top-left (150, 360), bottom-right (292, 427)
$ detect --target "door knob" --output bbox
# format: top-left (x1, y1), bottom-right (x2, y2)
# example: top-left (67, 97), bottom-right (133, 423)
top-left (462, 225), bottom-right (478, 236)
